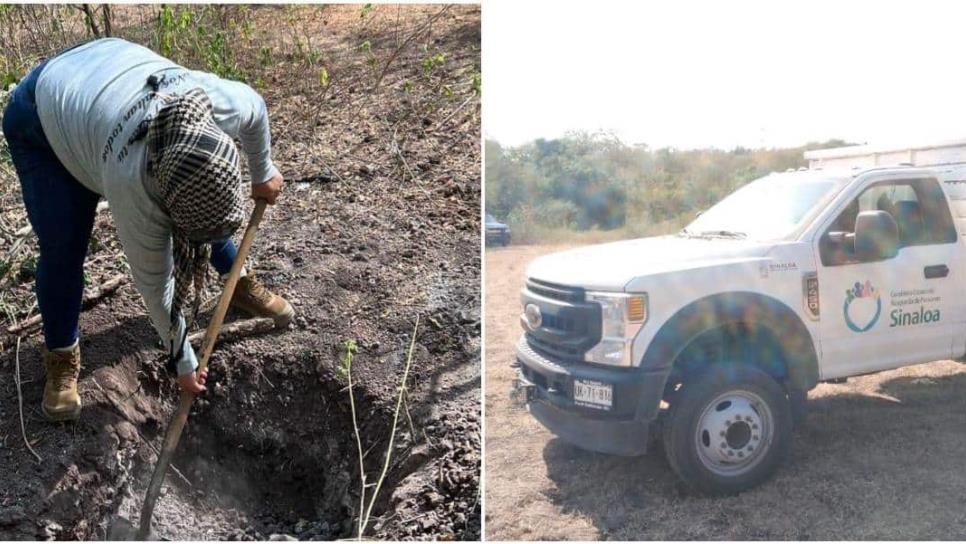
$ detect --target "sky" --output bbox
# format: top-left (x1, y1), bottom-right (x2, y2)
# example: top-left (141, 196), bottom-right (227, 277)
top-left (483, 0), bottom-right (966, 150)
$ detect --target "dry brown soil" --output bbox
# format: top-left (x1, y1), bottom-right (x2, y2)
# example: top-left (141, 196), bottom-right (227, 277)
top-left (0, 5), bottom-right (480, 540)
top-left (485, 244), bottom-right (966, 540)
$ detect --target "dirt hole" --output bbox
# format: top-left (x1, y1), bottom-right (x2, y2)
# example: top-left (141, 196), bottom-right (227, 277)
top-left (100, 354), bottom-right (399, 541)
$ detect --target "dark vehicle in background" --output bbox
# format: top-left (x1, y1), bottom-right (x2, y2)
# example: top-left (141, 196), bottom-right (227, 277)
top-left (486, 213), bottom-right (511, 246)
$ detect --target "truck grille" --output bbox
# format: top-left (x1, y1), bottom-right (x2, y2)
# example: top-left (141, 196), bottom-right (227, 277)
top-left (527, 334), bottom-right (584, 359)
top-left (540, 313), bottom-right (577, 332)
top-left (522, 277), bottom-right (601, 362)
top-left (526, 278), bottom-right (584, 303)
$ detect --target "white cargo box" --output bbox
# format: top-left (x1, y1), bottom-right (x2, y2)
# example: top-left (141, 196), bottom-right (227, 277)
top-left (804, 139), bottom-right (966, 170)
top-left (805, 140), bottom-right (966, 234)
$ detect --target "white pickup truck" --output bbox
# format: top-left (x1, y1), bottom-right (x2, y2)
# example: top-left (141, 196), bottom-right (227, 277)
top-left (511, 140), bottom-right (966, 494)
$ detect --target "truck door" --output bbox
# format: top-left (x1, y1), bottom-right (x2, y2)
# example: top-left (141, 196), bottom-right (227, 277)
top-left (816, 177), bottom-right (961, 379)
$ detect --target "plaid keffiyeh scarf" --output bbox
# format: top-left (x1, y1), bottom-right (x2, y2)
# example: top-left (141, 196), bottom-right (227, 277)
top-left (145, 87), bottom-right (245, 361)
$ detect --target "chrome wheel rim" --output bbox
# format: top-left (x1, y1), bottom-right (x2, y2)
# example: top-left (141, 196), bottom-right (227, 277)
top-left (694, 389), bottom-right (773, 477)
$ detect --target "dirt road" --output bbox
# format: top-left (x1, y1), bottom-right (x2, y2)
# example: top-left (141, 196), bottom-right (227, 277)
top-left (485, 244), bottom-right (966, 540)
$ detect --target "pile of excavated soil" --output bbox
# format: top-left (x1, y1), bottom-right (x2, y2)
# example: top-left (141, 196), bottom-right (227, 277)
top-left (0, 5), bottom-right (480, 540)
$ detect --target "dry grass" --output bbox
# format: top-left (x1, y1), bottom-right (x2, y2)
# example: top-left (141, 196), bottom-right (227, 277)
top-left (485, 244), bottom-right (966, 540)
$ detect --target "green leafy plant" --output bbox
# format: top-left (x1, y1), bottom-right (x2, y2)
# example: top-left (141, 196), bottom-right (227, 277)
top-left (202, 30), bottom-right (246, 81)
top-left (292, 36), bottom-right (321, 65)
top-left (358, 40), bottom-right (378, 71)
top-left (337, 339), bottom-right (357, 382)
top-left (471, 72), bottom-right (481, 96)
top-left (157, 5), bottom-right (176, 57)
top-left (155, 6), bottom-right (246, 81)
top-left (0, 70), bottom-right (19, 90)
top-left (238, 12), bottom-right (254, 40)
top-left (422, 52), bottom-right (445, 75)
top-left (257, 46), bottom-right (273, 67)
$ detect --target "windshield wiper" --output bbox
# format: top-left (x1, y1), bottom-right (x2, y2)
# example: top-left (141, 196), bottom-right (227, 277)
top-left (697, 230), bottom-right (747, 239)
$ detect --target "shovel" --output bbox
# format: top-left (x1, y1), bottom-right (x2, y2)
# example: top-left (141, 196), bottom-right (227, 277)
top-left (114, 199), bottom-right (268, 540)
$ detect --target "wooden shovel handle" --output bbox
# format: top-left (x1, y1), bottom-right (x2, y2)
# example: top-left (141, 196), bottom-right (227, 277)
top-left (137, 199), bottom-right (268, 540)
top-left (198, 199), bottom-right (267, 371)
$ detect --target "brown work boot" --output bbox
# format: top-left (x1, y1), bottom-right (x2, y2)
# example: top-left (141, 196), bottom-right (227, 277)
top-left (231, 275), bottom-right (295, 326)
top-left (42, 344), bottom-right (82, 422)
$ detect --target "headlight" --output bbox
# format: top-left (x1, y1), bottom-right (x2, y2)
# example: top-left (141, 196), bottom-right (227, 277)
top-left (584, 292), bottom-right (648, 367)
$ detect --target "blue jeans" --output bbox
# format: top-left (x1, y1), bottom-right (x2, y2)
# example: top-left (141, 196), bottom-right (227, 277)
top-left (2, 60), bottom-right (238, 350)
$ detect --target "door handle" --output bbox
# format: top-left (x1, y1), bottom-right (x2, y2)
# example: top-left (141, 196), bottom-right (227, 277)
top-left (924, 264), bottom-right (949, 279)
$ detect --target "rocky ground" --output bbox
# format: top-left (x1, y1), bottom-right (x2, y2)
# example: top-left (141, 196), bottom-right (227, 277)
top-left (0, 5), bottom-right (480, 540)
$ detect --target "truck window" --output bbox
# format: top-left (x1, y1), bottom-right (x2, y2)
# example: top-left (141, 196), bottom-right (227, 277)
top-left (684, 173), bottom-right (842, 241)
top-left (822, 178), bottom-right (957, 265)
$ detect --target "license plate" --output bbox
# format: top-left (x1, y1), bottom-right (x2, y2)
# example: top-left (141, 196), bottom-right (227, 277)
top-left (573, 379), bottom-right (612, 410)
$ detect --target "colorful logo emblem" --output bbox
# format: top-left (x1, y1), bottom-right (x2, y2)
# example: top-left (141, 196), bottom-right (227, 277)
top-left (844, 280), bottom-right (881, 333)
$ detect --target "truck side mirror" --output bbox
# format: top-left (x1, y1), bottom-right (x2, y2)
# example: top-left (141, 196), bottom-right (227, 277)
top-left (854, 210), bottom-right (899, 261)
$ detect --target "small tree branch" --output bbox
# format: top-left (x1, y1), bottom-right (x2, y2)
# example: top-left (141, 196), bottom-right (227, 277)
top-left (370, 5), bottom-right (453, 94)
top-left (435, 94), bottom-right (476, 129)
top-left (344, 341), bottom-right (366, 540)
top-left (80, 4), bottom-right (101, 37)
top-left (360, 315), bottom-right (420, 536)
top-left (186, 316), bottom-right (276, 348)
top-left (6, 273), bottom-right (128, 335)
top-left (101, 4), bottom-right (112, 37)
top-left (15, 337), bottom-right (43, 463)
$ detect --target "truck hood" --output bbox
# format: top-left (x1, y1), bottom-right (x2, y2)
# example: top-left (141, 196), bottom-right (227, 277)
top-left (526, 235), bottom-right (777, 291)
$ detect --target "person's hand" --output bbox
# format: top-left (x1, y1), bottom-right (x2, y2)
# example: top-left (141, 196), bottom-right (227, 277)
top-left (252, 173), bottom-right (284, 205)
top-left (176, 368), bottom-right (208, 394)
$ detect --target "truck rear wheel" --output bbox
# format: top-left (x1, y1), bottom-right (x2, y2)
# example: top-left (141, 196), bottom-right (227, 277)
top-left (662, 365), bottom-right (792, 495)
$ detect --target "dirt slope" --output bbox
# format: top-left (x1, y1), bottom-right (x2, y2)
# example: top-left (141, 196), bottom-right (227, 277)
top-left (485, 244), bottom-right (966, 540)
top-left (0, 5), bottom-right (480, 540)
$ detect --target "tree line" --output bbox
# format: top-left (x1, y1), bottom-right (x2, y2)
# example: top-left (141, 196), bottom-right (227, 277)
top-left (485, 132), bottom-right (853, 243)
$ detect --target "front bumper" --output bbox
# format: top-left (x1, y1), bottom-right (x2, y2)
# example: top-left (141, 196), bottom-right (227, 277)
top-left (513, 335), bottom-right (666, 456)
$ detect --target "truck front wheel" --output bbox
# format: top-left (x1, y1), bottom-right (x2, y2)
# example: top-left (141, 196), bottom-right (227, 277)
top-left (662, 366), bottom-right (792, 495)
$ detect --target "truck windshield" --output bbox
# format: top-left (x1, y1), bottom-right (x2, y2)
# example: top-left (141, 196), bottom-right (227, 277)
top-left (684, 172), bottom-right (843, 241)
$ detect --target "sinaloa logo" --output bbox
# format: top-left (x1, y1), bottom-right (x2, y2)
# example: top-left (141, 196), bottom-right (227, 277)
top-left (843, 280), bottom-right (881, 333)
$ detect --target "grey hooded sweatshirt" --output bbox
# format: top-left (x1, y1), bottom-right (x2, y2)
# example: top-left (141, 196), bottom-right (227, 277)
top-left (35, 38), bottom-right (280, 376)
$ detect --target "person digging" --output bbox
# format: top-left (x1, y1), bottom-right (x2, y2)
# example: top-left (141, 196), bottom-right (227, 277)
top-left (2, 38), bottom-right (295, 422)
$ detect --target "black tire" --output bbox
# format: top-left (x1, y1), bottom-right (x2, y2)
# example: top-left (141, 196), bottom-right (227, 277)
top-left (662, 365), bottom-right (792, 495)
